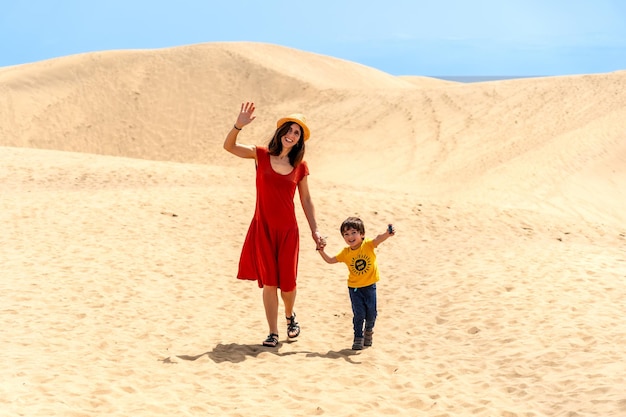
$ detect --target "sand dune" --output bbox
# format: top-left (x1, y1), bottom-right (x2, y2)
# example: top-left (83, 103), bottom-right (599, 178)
top-left (1, 42), bottom-right (625, 416)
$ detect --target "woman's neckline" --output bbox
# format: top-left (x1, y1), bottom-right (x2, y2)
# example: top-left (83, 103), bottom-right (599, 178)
top-left (269, 153), bottom-right (294, 176)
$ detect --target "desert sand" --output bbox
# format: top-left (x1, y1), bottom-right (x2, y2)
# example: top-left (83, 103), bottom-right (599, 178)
top-left (1, 42), bottom-right (625, 417)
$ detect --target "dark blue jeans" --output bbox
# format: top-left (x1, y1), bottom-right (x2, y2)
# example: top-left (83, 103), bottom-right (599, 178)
top-left (348, 284), bottom-right (377, 338)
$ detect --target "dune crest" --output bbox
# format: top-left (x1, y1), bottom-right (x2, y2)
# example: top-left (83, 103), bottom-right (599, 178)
top-left (3, 42), bottom-right (624, 223)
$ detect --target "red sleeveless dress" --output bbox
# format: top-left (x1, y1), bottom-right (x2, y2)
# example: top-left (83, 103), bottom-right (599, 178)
top-left (237, 147), bottom-right (309, 291)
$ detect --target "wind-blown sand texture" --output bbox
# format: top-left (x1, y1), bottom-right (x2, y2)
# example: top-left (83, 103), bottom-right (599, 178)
top-left (1, 42), bottom-right (625, 417)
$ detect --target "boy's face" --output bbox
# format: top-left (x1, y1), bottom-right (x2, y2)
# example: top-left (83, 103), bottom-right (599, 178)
top-left (342, 227), bottom-right (364, 250)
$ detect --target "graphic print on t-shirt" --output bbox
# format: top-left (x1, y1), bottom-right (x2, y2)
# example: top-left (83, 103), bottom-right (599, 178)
top-left (349, 253), bottom-right (372, 276)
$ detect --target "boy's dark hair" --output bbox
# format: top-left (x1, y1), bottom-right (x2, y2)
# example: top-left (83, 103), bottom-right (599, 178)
top-left (268, 122), bottom-right (305, 167)
top-left (340, 217), bottom-right (365, 235)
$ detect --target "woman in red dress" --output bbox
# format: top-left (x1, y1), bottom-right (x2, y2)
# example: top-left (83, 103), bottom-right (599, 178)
top-left (223, 101), bottom-right (323, 347)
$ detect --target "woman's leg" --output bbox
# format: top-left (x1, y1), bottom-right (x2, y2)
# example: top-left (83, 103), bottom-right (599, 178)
top-left (277, 227), bottom-right (299, 320)
top-left (281, 289), bottom-right (301, 338)
top-left (280, 289), bottom-right (297, 319)
top-left (263, 285), bottom-right (279, 335)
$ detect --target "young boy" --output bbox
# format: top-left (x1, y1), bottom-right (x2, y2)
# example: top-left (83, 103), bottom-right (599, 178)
top-left (317, 217), bottom-right (395, 350)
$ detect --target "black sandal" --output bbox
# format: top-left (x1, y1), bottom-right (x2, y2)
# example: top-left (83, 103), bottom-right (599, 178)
top-left (286, 313), bottom-right (300, 339)
top-left (263, 333), bottom-right (279, 347)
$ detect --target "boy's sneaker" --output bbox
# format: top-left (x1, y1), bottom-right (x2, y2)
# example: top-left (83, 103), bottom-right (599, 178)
top-left (352, 337), bottom-right (364, 350)
top-left (364, 330), bottom-right (374, 347)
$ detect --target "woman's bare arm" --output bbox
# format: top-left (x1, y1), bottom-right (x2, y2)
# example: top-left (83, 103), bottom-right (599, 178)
top-left (298, 176), bottom-right (322, 247)
top-left (223, 102), bottom-right (257, 159)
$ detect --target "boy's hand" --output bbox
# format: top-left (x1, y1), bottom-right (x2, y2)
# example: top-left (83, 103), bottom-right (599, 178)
top-left (387, 224), bottom-right (396, 235)
top-left (316, 236), bottom-right (327, 251)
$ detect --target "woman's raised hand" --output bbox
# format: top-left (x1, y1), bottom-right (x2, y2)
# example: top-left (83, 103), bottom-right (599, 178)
top-left (235, 102), bottom-right (256, 129)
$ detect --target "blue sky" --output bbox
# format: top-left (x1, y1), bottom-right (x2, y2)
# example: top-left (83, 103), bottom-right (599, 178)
top-left (1, 0), bottom-right (625, 76)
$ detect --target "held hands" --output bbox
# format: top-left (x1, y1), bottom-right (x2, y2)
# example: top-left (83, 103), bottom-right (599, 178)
top-left (313, 231), bottom-right (326, 251)
top-left (235, 102), bottom-right (256, 129)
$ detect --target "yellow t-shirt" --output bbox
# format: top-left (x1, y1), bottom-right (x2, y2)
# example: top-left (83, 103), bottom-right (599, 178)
top-left (336, 238), bottom-right (379, 288)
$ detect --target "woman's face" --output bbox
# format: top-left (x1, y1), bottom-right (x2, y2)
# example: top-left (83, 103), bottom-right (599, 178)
top-left (281, 123), bottom-right (302, 149)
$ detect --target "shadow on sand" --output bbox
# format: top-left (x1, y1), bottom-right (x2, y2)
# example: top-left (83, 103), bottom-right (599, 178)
top-left (159, 341), bottom-right (362, 364)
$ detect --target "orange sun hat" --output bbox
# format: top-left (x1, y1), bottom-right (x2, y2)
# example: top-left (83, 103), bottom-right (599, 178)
top-left (276, 113), bottom-right (311, 141)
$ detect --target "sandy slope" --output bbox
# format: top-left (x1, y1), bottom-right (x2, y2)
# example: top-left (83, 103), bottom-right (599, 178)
top-left (1, 42), bottom-right (625, 417)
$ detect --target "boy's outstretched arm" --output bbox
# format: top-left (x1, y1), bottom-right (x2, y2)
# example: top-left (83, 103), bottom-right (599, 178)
top-left (372, 223), bottom-right (396, 248)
